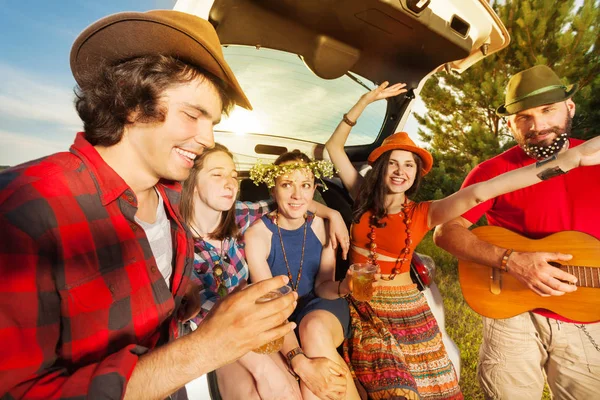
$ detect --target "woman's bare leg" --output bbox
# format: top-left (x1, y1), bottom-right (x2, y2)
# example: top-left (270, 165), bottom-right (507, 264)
top-left (216, 360), bottom-right (260, 400)
top-left (299, 310), bottom-right (361, 400)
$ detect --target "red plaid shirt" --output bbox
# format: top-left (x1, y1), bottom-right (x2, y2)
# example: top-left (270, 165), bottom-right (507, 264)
top-left (0, 133), bottom-right (193, 399)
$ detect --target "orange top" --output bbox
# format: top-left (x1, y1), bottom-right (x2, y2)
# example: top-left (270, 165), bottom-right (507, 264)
top-left (349, 201), bottom-right (432, 274)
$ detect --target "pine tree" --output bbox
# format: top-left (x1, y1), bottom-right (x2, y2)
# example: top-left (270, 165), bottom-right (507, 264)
top-left (414, 0), bottom-right (600, 201)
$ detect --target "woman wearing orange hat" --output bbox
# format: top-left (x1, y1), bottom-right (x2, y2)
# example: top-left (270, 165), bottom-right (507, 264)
top-left (325, 82), bottom-right (600, 400)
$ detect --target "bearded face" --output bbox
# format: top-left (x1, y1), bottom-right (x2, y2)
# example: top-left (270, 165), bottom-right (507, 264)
top-left (508, 101), bottom-right (575, 160)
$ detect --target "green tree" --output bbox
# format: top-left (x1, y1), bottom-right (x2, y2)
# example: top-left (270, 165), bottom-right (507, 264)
top-left (414, 0), bottom-right (600, 201)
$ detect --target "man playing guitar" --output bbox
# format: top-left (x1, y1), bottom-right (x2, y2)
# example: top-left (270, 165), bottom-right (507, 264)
top-left (434, 65), bottom-right (600, 399)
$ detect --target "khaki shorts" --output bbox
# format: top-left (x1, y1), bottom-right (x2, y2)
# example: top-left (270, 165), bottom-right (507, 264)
top-left (477, 312), bottom-right (600, 400)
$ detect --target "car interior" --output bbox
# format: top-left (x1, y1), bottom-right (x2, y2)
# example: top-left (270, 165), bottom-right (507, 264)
top-left (176, 0), bottom-right (510, 397)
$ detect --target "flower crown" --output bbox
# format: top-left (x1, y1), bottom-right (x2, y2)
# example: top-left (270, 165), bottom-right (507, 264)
top-left (249, 159), bottom-right (336, 190)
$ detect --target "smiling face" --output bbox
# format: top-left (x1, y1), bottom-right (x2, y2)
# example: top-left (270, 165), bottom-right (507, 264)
top-left (384, 150), bottom-right (418, 195)
top-left (507, 99), bottom-right (576, 158)
top-left (272, 163), bottom-right (315, 223)
top-left (124, 77), bottom-right (223, 182)
top-left (195, 151), bottom-right (238, 212)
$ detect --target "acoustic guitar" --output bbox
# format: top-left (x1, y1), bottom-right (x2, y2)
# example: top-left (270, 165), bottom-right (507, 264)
top-left (458, 226), bottom-right (600, 322)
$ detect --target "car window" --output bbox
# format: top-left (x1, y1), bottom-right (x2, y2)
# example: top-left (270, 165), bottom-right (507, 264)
top-left (217, 46), bottom-right (387, 146)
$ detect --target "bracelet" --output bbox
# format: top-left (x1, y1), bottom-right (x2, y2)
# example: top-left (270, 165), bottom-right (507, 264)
top-left (500, 248), bottom-right (513, 272)
top-left (338, 280), bottom-right (349, 298)
top-left (286, 347), bottom-right (304, 380)
top-left (342, 113), bottom-right (357, 127)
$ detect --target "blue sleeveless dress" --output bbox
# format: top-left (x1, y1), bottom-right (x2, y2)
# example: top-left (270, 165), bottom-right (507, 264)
top-left (261, 214), bottom-right (350, 337)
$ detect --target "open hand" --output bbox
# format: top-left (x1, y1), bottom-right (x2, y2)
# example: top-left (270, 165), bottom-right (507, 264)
top-left (360, 81), bottom-right (408, 105)
top-left (191, 276), bottom-right (298, 368)
top-left (508, 251), bottom-right (577, 296)
top-left (293, 355), bottom-right (348, 400)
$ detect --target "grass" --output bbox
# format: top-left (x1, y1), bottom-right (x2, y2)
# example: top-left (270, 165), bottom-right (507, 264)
top-left (416, 232), bottom-right (550, 400)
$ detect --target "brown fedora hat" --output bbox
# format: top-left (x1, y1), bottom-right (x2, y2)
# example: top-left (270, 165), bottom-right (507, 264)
top-left (367, 132), bottom-right (433, 175)
top-left (496, 65), bottom-right (577, 116)
top-left (70, 10), bottom-right (252, 110)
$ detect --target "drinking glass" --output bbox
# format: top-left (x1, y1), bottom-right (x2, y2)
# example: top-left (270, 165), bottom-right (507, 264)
top-left (252, 284), bottom-right (292, 354)
top-left (350, 263), bottom-right (377, 301)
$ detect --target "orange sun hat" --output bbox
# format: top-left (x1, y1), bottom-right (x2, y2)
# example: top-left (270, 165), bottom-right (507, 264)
top-left (367, 132), bottom-right (433, 175)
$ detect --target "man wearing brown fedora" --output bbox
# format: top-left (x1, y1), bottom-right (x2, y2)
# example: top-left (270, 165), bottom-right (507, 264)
top-left (434, 65), bottom-right (600, 398)
top-left (0, 10), bottom-right (297, 400)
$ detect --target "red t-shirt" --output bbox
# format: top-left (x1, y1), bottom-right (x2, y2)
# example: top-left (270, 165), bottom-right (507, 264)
top-left (461, 138), bottom-right (600, 322)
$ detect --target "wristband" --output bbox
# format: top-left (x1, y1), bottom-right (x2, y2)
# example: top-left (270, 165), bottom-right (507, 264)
top-left (537, 166), bottom-right (567, 181)
top-left (286, 347), bottom-right (304, 380)
top-left (342, 113), bottom-right (357, 127)
top-left (500, 248), bottom-right (513, 272)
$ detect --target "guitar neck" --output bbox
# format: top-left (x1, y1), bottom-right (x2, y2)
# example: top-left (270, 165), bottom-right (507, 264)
top-left (553, 263), bottom-right (600, 288)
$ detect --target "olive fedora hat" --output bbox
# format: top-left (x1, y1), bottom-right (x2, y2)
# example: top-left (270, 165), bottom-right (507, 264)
top-left (70, 10), bottom-right (252, 109)
top-left (496, 65), bottom-right (577, 117)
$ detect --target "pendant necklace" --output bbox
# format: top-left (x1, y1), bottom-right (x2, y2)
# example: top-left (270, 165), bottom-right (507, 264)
top-left (190, 224), bottom-right (229, 298)
top-left (273, 210), bottom-right (308, 292)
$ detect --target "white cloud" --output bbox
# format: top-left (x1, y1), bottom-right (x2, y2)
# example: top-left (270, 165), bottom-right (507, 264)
top-left (0, 130), bottom-right (70, 166)
top-left (0, 63), bottom-right (81, 130)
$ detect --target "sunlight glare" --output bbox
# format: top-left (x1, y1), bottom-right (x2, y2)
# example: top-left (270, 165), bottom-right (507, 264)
top-left (217, 107), bottom-right (264, 136)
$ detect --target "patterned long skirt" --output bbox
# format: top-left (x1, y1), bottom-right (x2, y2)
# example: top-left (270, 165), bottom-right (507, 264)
top-left (343, 284), bottom-right (462, 400)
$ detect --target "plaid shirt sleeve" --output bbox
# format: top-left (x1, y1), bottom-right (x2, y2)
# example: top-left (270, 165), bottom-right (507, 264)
top-left (235, 200), bottom-right (274, 235)
top-left (191, 201), bottom-right (271, 324)
top-left (0, 203), bottom-right (142, 399)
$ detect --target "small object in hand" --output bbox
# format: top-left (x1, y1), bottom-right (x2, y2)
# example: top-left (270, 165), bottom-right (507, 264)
top-left (350, 263), bottom-right (378, 301)
top-left (253, 284), bottom-right (293, 354)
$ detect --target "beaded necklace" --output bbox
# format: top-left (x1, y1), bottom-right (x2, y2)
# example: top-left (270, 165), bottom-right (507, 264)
top-left (368, 197), bottom-right (413, 281)
top-left (190, 225), bottom-right (228, 298)
top-left (272, 211), bottom-right (308, 292)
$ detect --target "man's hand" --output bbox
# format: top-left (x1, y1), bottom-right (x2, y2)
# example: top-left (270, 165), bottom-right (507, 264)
top-left (192, 276), bottom-right (297, 369)
top-left (292, 355), bottom-right (348, 400)
top-left (507, 251), bottom-right (578, 296)
top-left (178, 281), bottom-right (202, 322)
top-left (328, 210), bottom-right (350, 260)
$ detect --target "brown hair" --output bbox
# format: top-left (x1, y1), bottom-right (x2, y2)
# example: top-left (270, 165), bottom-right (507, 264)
top-left (273, 150), bottom-right (312, 166)
top-left (352, 150), bottom-right (424, 226)
top-left (180, 143), bottom-right (240, 241)
top-left (75, 54), bottom-right (235, 146)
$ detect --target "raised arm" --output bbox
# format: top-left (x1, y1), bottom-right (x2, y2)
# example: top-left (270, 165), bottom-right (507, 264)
top-left (325, 81), bottom-right (407, 199)
top-left (427, 135), bottom-right (600, 228)
top-left (432, 136), bottom-right (600, 298)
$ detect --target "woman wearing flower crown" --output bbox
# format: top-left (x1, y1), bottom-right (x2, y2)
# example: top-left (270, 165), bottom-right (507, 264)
top-left (180, 143), bottom-right (350, 400)
top-left (245, 150), bottom-right (362, 400)
top-left (325, 81), bottom-right (600, 400)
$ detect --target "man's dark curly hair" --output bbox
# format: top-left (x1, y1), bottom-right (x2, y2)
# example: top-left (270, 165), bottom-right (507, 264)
top-left (75, 54), bottom-right (235, 146)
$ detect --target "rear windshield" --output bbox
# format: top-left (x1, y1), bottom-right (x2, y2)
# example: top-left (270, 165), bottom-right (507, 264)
top-left (217, 46), bottom-right (386, 146)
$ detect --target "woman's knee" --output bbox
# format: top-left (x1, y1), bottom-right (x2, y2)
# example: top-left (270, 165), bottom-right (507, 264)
top-left (299, 311), bottom-right (343, 348)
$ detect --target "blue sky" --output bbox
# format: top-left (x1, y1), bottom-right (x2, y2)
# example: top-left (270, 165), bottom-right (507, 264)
top-left (0, 0), bottom-right (176, 166)
top-left (0, 0), bottom-right (427, 167)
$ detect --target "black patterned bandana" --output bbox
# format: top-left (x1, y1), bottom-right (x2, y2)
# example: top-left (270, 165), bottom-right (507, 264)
top-left (522, 132), bottom-right (569, 160)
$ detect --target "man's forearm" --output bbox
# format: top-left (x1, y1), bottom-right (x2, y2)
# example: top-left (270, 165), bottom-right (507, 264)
top-left (433, 221), bottom-right (506, 268)
top-left (124, 330), bottom-right (220, 400)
